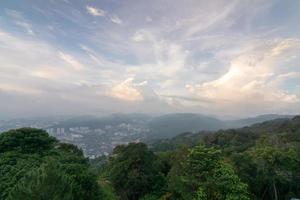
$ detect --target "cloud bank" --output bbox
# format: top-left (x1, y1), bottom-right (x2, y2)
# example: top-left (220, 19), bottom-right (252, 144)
top-left (0, 0), bottom-right (300, 119)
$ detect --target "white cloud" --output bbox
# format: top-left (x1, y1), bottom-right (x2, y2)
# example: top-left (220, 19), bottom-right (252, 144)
top-left (276, 72), bottom-right (300, 80)
top-left (186, 38), bottom-right (300, 115)
top-left (132, 31), bottom-right (146, 42)
top-left (106, 78), bottom-right (144, 101)
top-left (134, 80), bottom-right (148, 86)
top-left (151, 40), bottom-right (188, 78)
top-left (58, 52), bottom-right (83, 71)
top-left (86, 5), bottom-right (106, 16)
top-left (30, 66), bottom-right (66, 80)
top-left (0, 83), bottom-right (42, 95)
top-left (0, 30), bottom-right (95, 98)
top-left (1, 0), bottom-right (300, 118)
top-left (110, 14), bottom-right (122, 24)
top-left (271, 39), bottom-right (300, 56)
top-left (5, 9), bottom-right (35, 35)
top-left (15, 21), bottom-right (35, 35)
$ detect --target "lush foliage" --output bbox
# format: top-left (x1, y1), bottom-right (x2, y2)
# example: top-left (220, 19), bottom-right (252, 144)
top-left (0, 128), bottom-right (102, 200)
top-left (147, 116), bottom-right (300, 200)
top-left (1, 116), bottom-right (300, 200)
top-left (106, 143), bottom-right (166, 200)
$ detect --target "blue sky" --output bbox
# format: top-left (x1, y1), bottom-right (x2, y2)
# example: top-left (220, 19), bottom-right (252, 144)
top-left (0, 0), bottom-right (300, 119)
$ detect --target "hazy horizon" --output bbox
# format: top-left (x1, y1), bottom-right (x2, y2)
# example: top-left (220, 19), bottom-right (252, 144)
top-left (1, 0), bottom-right (300, 119)
top-left (0, 111), bottom-right (296, 122)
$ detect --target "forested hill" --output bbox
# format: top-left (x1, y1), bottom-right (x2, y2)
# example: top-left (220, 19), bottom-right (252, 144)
top-left (95, 115), bottom-right (300, 199)
top-left (46, 113), bottom-right (293, 140)
top-left (146, 113), bottom-right (294, 139)
top-left (150, 115), bottom-right (300, 151)
top-left (1, 116), bottom-right (299, 200)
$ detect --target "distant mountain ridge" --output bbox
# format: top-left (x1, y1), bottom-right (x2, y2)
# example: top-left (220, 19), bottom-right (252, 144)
top-left (227, 114), bottom-right (294, 128)
top-left (49, 113), bottom-right (151, 129)
top-left (149, 115), bottom-right (300, 151)
top-left (48, 113), bottom-right (294, 139)
top-left (147, 113), bottom-right (225, 139)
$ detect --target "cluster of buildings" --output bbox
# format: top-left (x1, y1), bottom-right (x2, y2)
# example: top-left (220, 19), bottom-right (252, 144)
top-left (46, 123), bottom-right (149, 158)
top-left (0, 118), bottom-right (150, 159)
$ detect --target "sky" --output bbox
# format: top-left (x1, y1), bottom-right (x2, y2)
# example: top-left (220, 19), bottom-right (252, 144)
top-left (0, 0), bottom-right (300, 119)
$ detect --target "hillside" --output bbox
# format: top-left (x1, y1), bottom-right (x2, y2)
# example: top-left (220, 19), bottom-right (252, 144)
top-left (147, 113), bottom-right (225, 139)
top-left (227, 114), bottom-right (294, 128)
top-left (150, 116), bottom-right (300, 151)
top-left (47, 113), bottom-right (293, 140)
top-left (1, 116), bottom-right (299, 199)
top-left (49, 113), bottom-right (151, 129)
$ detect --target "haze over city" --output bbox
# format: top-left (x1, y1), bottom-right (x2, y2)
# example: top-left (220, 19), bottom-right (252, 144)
top-left (1, 0), bottom-right (300, 119)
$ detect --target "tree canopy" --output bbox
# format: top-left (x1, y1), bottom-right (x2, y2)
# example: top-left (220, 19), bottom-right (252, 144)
top-left (1, 116), bottom-right (300, 200)
top-left (0, 128), bottom-right (102, 200)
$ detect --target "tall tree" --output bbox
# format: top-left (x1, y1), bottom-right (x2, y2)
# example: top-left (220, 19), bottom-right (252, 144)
top-left (183, 145), bottom-right (250, 200)
top-left (247, 137), bottom-right (299, 200)
top-left (108, 143), bottom-right (165, 200)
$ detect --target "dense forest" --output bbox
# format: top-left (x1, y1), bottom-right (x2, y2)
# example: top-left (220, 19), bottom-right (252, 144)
top-left (1, 116), bottom-right (299, 199)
